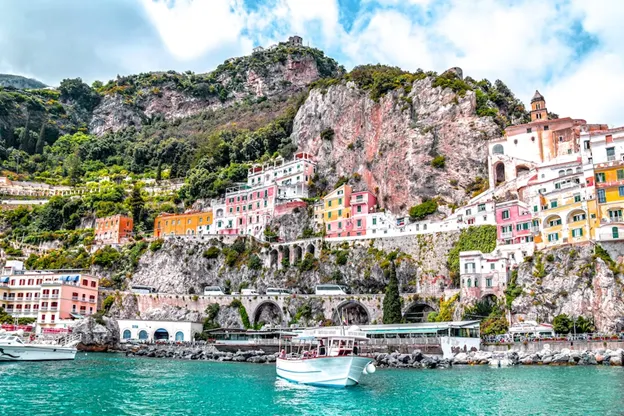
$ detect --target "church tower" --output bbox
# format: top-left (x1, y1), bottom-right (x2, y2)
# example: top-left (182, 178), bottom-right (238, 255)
top-left (530, 90), bottom-right (548, 122)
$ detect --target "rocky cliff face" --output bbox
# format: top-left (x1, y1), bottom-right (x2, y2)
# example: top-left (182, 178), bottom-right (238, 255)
top-left (73, 315), bottom-right (120, 351)
top-left (512, 244), bottom-right (624, 332)
top-left (292, 78), bottom-right (499, 214)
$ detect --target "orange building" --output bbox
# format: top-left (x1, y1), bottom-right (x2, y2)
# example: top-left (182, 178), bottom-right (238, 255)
top-left (94, 214), bottom-right (133, 245)
top-left (153, 211), bottom-right (213, 237)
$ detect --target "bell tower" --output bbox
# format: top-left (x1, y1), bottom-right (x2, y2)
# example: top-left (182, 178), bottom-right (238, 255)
top-left (530, 90), bottom-right (548, 122)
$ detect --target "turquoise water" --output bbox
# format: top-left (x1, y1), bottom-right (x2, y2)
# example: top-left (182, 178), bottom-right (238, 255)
top-left (1, 354), bottom-right (623, 415)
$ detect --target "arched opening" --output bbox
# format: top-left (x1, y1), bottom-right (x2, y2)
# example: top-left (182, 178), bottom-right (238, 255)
top-left (175, 331), bottom-right (184, 341)
top-left (567, 209), bottom-right (586, 224)
top-left (494, 163), bottom-right (505, 185)
top-left (403, 303), bottom-right (436, 323)
top-left (516, 165), bottom-right (530, 177)
top-left (481, 294), bottom-right (498, 306)
top-left (154, 329), bottom-right (169, 341)
top-left (122, 329), bottom-right (131, 339)
top-left (269, 249), bottom-right (278, 268)
top-left (138, 330), bottom-right (148, 340)
top-left (282, 246), bottom-right (290, 267)
top-left (293, 245), bottom-right (303, 264)
top-left (544, 214), bottom-right (563, 228)
top-left (492, 144), bottom-right (504, 155)
top-left (253, 301), bottom-right (284, 327)
top-left (306, 243), bottom-right (315, 256)
top-left (332, 301), bottom-right (370, 325)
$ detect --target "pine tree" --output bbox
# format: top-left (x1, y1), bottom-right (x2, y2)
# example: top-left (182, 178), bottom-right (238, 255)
top-left (382, 260), bottom-right (403, 324)
top-left (155, 160), bottom-right (162, 182)
top-left (36, 124), bottom-right (46, 153)
top-left (128, 184), bottom-right (145, 231)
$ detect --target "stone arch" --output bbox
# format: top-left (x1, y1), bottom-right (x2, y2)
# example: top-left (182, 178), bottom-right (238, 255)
top-left (253, 300), bottom-right (284, 327)
top-left (403, 302), bottom-right (437, 323)
top-left (282, 246), bottom-right (290, 266)
top-left (492, 144), bottom-right (504, 155)
top-left (516, 165), bottom-right (530, 177)
top-left (293, 245), bottom-right (303, 264)
top-left (481, 293), bottom-right (499, 306)
top-left (306, 243), bottom-right (315, 256)
top-left (331, 300), bottom-right (370, 325)
top-left (269, 249), bottom-right (278, 268)
top-left (566, 209), bottom-right (586, 224)
top-left (154, 328), bottom-right (169, 341)
top-left (494, 162), bottom-right (505, 185)
top-left (544, 214), bottom-right (563, 228)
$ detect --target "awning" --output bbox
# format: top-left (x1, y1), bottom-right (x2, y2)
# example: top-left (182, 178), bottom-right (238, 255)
top-left (72, 276), bottom-right (80, 282)
top-left (0, 277), bottom-right (9, 283)
top-left (70, 313), bottom-right (84, 319)
top-left (63, 276), bottom-right (72, 281)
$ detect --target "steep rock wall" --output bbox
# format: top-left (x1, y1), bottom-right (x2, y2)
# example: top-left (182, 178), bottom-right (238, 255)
top-left (512, 244), bottom-right (624, 332)
top-left (292, 79), bottom-right (499, 214)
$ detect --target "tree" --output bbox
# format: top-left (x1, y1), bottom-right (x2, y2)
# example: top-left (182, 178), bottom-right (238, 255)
top-left (155, 160), bottom-right (162, 182)
top-left (128, 184), bottom-right (145, 231)
top-left (553, 314), bottom-right (572, 334)
top-left (382, 261), bottom-right (402, 324)
top-left (35, 124), bottom-right (46, 154)
top-left (409, 199), bottom-right (437, 221)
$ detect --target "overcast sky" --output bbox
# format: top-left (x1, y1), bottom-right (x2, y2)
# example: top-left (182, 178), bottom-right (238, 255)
top-left (1, 0), bottom-right (623, 125)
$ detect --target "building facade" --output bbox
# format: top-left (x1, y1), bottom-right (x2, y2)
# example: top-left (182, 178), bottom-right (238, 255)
top-left (459, 251), bottom-right (511, 302)
top-left (95, 214), bottom-right (134, 245)
top-left (118, 319), bottom-right (203, 342)
top-left (154, 211), bottom-right (213, 238)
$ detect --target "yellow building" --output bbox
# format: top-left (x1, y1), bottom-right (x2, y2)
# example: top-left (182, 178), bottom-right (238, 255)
top-left (594, 164), bottom-right (624, 240)
top-left (153, 211), bottom-right (213, 237)
top-left (318, 184), bottom-right (352, 237)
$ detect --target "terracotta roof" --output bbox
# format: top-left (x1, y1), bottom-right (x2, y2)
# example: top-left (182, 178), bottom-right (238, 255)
top-left (531, 90), bottom-right (544, 103)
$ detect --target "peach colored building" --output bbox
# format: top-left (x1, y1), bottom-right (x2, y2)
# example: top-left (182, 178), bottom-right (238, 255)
top-left (0, 262), bottom-right (99, 333)
top-left (95, 214), bottom-right (134, 245)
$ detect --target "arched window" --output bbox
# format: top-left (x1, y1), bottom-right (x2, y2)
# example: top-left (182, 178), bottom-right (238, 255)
top-left (492, 144), bottom-right (504, 155)
top-left (175, 331), bottom-right (184, 341)
top-left (467, 278), bottom-right (472, 288)
top-left (566, 168), bottom-right (572, 175)
top-left (612, 227), bottom-right (619, 239)
top-left (138, 330), bottom-right (148, 340)
top-left (558, 170), bottom-right (565, 177)
top-left (474, 278), bottom-right (479, 287)
top-left (122, 329), bottom-right (131, 339)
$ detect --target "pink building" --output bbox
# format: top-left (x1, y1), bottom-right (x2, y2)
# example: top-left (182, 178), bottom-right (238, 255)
top-left (495, 200), bottom-right (536, 245)
top-left (221, 183), bottom-right (277, 237)
top-left (0, 262), bottom-right (99, 333)
top-left (348, 191), bottom-right (377, 237)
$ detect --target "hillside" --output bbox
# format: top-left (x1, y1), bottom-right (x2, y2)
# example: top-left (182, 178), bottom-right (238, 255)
top-left (0, 74), bottom-right (47, 89)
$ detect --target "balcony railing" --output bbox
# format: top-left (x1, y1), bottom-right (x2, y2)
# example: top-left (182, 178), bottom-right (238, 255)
top-left (598, 232), bottom-right (623, 241)
top-left (501, 232), bottom-right (513, 239)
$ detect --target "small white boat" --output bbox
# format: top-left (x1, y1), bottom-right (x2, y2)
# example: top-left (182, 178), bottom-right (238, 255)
top-left (0, 335), bottom-right (78, 361)
top-left (276, 326), bottom-right (376, 387)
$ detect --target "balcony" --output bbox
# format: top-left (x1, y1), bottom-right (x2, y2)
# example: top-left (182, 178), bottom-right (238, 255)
top-left (72, 296), bottom-right (78, 301)
top-left (89, 299), bottom-right (96, 304)
top-left (598, 232), bottom-right (623, 241)
top-left (501, 232), bottom-right (513, 239)
top-left (596, 179), bottom-right (624, 189)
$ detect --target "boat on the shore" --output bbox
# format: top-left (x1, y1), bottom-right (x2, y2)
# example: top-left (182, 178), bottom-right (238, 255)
top-left (0, 334), bottom-right (80, 361)
top-left (276, 326), bottom-right (376, 387)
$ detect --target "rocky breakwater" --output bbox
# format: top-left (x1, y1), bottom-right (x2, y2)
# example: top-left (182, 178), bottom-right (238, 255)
top-left (121, 344), bottom-right (277, 364)
top-left (73, 315), bottom-right (120, 352)
top-left (373, 351), bottom-right (451, 369)
top-left (452, 347), bottom-right (624, 367)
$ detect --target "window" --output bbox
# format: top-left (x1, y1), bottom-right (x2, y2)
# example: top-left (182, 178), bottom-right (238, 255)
top-left (327, 224), bottom-right (331, 231)
top-left (486, 278), bottom-right (493, 287)
top-left (328, 200), bottom-right (332, 207)
top-left (584, 141), bottom-right (590, 150)
top-left (338, 198), bottom-right (342, 205)
top-left (478, 204), bottom-right (486, 212)
top-left (612, 227), bottom-right (619, 239)
top-left (501, 210), bottom-right (510, 220)
top-left (609, 209), bottom-right (622, 221)
top-left (474, 278), bottom-right (479, 287)
top-left (526, 128), bottom-right (532, 133)
top-left (607, 147), bottom-right (616, 161)
top-left (490, 263), bottom-right (495, 270)
top-left (357, 206), bottom-right (362, 213)
top-left (548, 233), bottom-right (559, 242)
top-left (338, 209), bottom-right (342, 216)
top-left (123, 330), bottom-right (131, 339)
top-left (572, 228), bottom-right (583, 238)
top-left (338, 222), bottom-right (342, 229)
top-left (598, 189), bottom-right (606, 203)
top-left (466, 209), bottom-right (472, 216)
top-left (559, 136), bottom-right (564, 142)
top-left (619, 186), bottom-right (624, 197)
top-left (548, 218), bottom-right (562, 227)
top-left (574, 194), bottom-right (581, 203)
top-left (572, 213), bottom-right (586, 222)
top-left (464, 262), bottom-right (476, 273)
top-left (327, 212), bottom-right (332, 219)
top-left (372, 217), bottom-right (377, 225)
top-left (533, 205), bottom-right (538, 213)
top-left (550, 200), bottom-right (558, 209)
top-left (357, 219), bottom-right (362, 227)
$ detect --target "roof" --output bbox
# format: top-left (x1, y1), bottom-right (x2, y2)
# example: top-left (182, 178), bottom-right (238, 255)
top-left (531, 90), bottom-right (544, 102)
top-left (358, 321), bottom-right (480, 333)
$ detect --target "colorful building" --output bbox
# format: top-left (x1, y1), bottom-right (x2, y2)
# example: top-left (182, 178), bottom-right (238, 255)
top-left (0, 262), bottom-right (99, 333)
top-left (153, 211), bottom-right (213, 237)
top-left (459, 251), bottom-right (511, 302)
top-left (583, 127), bottom-right (624, 241)
top-left (94, 214), bottom-right (134, 245)
top-left (495, 200), bottom-right (536, 246)
top-left (349, 191), bottom-right (377, 237)
top-left (320, 184), bottom-right (352, 238)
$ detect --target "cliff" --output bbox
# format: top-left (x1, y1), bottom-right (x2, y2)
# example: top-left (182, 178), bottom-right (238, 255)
top-left (292, 76), bottom-right (500, 214)
top-left (511, 244), bottom-right (624, 332)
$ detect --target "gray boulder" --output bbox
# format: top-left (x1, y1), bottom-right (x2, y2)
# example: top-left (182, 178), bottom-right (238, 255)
top-left (73, 315), bottom-right (120, 351)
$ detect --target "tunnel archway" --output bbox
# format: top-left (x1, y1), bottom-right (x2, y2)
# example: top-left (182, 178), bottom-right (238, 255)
top-left (403, 302), bottom-right (436, 323)
top-left (293, 245), bottom-right (303, 264)
top-left (154, 329), bottom-right (169, 341)
top-left (494, 162), bottom-right (506, 185)
top-left (282, 246), bottom-right (290, 267)
top-left (306, 243), bottom-right (315, 256)
top-left (253, 301), bottom-right (284, 327)
top-left (269, 249), bottom-right (278, 268)
top-left (332, 300), bottom-right (370, 325)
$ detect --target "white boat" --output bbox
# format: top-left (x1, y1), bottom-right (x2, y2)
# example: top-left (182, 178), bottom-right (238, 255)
top-left (276, 326), bottom-right (376, 387)
top-left (0, 335), bottom-right (79, 361)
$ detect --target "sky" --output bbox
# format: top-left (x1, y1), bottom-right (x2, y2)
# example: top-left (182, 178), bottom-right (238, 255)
top-left (1, 0), bottom-right (623, 125)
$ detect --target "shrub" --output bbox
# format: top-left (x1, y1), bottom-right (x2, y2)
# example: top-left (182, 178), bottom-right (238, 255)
top-left (230, 238), bottom-right (246, 254)
top-left (320, 128), bottom-right (334, 141)
top-left (546, 254), bottom-right (555, 262)
top-left (101, 295), bottom-right (115, 312)
top-left (91, 246), bottom-right (121, 268)
top-left (431, 155), bottom-right (446, 169)
top-left (335, 250), bottom-right (349, 266)
top-left (149, 239), bottom-right (164, 252)
top-left (230, 299), bottom-right (251, 329)
top-left (247, 254), bottom-right (262, 270)
top-left (553, 314), bottom-right (572, 334)
top-left (447, 226), bottom-right (497, 286)
top-left (203, 246), bottom-right (221, 259)
top-left (409, 199), bottom-right (437, 221)
top-left (222, 248), bottom-right (239, 267)
top-left (299, 252), bottom-right (317, 272)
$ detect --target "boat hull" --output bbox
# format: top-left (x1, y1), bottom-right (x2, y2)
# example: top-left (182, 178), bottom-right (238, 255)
top-left (276, 356), bottom-right (372, 387)
top-left (0, 345), bottom-right (77, 361)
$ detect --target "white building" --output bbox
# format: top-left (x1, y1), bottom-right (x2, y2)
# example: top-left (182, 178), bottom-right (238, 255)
top-left (118, 319), bottom-right (203, 342)
top-left (459, 250), bottom-right (511, 302)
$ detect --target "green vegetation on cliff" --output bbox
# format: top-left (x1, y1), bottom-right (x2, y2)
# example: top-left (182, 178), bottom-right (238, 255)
top-left (382, 261), bottom-right (402, 324)
top-left (447, 225), bottom-right (497, 285)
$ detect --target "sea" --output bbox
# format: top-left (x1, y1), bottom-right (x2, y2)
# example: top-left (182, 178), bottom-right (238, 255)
top-left (0, 353), bottom-right (622, 415)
